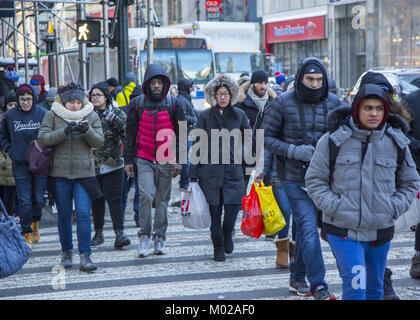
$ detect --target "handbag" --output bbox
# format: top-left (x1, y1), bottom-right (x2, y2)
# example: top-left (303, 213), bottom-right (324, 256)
top-left (25, 115), bottom-right (57, 176)
top-left (241, 183), bottom-right (264, 239)
top-left (0, 197), bottom-right (31, 279)
top-left (181, 183), bottom-right (211, 230)
top-left (254, 181), bottom-right (286, 235)
top-left (26, 140), bottom-right (54, 176)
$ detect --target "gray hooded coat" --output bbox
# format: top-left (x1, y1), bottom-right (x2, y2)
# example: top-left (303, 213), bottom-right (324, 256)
top-left (305, 84), bottom-right (420, 244)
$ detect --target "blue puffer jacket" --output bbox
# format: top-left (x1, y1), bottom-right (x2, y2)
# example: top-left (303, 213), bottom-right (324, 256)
top-left (0, 84), bottom-right (47, 165)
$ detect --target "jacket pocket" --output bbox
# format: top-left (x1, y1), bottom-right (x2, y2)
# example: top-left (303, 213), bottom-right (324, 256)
top-left (333, 154), bottom-right (360, 184)
top-left (375, 156), bottom-right (397, 193)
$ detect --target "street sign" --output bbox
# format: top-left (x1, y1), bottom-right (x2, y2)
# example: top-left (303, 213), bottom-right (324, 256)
top-left (76, 20), bottom-right (101, 43)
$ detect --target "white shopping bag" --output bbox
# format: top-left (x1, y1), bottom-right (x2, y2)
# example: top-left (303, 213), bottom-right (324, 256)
top-left (395, 192), bottom-right (420, 233)
top-left (181, 183), bottom-right (211, 230)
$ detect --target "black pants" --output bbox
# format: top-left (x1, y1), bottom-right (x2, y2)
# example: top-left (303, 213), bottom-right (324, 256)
top-left (415, 223), bottom-right (420, 252)
top-left (0, 186), bottom-right (17, 216)
top-left (92, 168), bottom-right (125, 232)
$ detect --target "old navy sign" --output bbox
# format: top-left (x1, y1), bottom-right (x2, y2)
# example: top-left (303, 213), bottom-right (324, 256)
top-left (266, 16), bottom-right (325, 44)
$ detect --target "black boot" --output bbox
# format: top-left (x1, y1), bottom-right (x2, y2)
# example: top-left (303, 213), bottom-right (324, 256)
top-left (114, 230), bottom-right (131, 249)
top-left (222, 227), bottom-right (234, 254)
top-left (410, 254), bottom-right (420, 279)
top-left (91, 229), bottom-right (104, 246)
top-left (211, 234), bottom-right (226, 262)
top-left (383, 268), bottom-right (400, 300)
top-left (79, 253), bottom-right (97, 272)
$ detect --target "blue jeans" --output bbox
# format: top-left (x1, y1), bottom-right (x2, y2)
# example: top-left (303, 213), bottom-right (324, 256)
top-left (284, 183), bottom-right (327, 293)
top-left (327, 234), bottom-right (390, 300)
top-left (54, 178), bottom-right (92, 254)
top-left (13, 164), bottom-right (47, 234)
top-left (273, 187), bottom-right (296, 241)
top-left (179, 140), bottom-right (192, 189)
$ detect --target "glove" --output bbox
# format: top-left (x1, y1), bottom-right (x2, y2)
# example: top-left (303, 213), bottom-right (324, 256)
top-left (287, 144), bottom-right (315, 162)
top-left (105, 111), bottom-right (116, 122)
top-left (75, 121), bottom-right (89, 134)
top-left (64, 121), bottom-right (78, 136)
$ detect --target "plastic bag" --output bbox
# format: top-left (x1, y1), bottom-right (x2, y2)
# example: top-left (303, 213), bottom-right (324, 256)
top-left (255, 181), bottom-right (286, 235)
top-left (181, 183), bottom-right (211, 230)
top-left (395, 192), bottom-right (420, 233)
top-left (241, 183), bottom-right (264, 238)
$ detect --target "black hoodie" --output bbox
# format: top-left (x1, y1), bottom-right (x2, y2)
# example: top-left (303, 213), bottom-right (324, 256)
top-left (177, 78), bottom-right (197, 131)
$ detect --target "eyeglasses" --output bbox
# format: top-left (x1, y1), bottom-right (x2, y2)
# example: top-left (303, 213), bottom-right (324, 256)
top-left (91, 94), bottom-right (104, 98)
top-left (19, 98), bottom-right (33, 103)
top-left (216, 93), bottom-right (230, 98)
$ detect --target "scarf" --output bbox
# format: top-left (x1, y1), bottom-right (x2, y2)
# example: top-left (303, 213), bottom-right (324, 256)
top-left (247, 85), bottom-right (269, 111)
top-left (51, 101), bottom-right (94, 123)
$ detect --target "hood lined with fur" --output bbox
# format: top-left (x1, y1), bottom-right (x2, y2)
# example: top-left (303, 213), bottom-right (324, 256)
top-left (204, 74), bottom-right (240, 107)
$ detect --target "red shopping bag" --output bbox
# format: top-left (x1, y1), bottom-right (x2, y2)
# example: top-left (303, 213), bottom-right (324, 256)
top-left (241, 183), bottom-right (264, 239)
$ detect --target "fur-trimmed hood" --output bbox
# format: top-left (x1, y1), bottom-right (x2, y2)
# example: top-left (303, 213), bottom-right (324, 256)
top-left (204, 74), bottom-right (240, 107)
top-left (238, 81), bottom-right (277, 104)
top-left (327, 105), bottom-right (410, 135)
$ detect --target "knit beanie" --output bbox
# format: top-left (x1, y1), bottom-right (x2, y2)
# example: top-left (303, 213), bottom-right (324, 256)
top-left (16, 84), bottom-right (34, 98)
top-left (303, 63), bottom-right (323, 74)
top-left (4, 66), bottom-right (19, 83)
top-left (275, 72), bottom-right (287, 85)
top-left (106, 77), bottom-right (119, 87)
top-left (5, 93), bottom-right (17, 105)
top-left (46, 87), bottom-right (58, 102)
top-left (124, 72), bottom-right (136, 85)
top-left (250, 70), bottom-right (268, 84)
top-left (58, 82), bottom-right (86, 105)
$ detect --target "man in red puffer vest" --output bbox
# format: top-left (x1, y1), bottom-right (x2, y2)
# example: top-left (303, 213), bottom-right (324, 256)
top-left (124, 64), bottom-right (186, 258)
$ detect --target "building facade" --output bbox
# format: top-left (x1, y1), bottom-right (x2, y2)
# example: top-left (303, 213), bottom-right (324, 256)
top-left (259, 0), bottom-right (420, 90)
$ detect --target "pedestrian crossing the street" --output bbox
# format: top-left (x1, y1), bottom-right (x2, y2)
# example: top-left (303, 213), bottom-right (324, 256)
top-left (1, 204), bottom-right (419, 300)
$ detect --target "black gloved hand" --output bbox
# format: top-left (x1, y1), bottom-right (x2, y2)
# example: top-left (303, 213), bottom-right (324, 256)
top-left (75, 121), bottom-right (89, 134)
top-left (64, 121), bottom-right (78, 136)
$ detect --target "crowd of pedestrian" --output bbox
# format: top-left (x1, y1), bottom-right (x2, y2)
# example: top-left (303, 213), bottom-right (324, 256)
top-left (1, 56), bottom-right (420, 300)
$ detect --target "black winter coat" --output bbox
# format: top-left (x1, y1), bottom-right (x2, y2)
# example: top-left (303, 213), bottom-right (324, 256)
top-left (402, 89), bottom-right (420, 169)
top-left (262, 57), bottom-right (342, 185)
top-left (189, 106), bottom-right (251, 205)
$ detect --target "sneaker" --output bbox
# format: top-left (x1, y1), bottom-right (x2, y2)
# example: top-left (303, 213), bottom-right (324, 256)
top-left (138, 235), bottom-right (152, 258)
top-left (313, 285), bottom-right (336, 300)
top-left (289, 279), bottom-right (311, 297)
top-left (153, 236), bottom-right (166, 255)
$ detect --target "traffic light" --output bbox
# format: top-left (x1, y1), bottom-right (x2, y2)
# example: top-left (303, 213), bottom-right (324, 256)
top-left (76, 20), bottom-right (101, 43)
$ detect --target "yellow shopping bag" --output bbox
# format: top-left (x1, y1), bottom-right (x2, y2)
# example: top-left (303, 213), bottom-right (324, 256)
top-left (254, 181), bottom-right (286, 235)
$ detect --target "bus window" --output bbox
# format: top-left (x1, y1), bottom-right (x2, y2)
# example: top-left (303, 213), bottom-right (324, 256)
top-left (177, 50), bottom-right (214, 84)
top-left (140, 50), bottom-right (177, 84)
top-left (215, 52), bottom-right (264, 74)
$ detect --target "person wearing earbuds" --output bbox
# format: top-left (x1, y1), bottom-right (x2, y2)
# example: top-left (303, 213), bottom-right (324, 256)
top-left (38, 82), bottom-right (104, 273)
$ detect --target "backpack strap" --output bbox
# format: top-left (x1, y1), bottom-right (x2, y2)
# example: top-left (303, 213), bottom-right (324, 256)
top-left (328, 137), bottom-right (339, 184)
top-left (165, 94), bottom-right (177, 128)
top-left (122, 90), bottom-right (129, 106)
top-left (297, 102), bottom-right (311, 146)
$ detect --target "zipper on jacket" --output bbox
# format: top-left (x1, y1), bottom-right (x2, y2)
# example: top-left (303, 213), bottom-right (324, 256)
top-left (153, 112), bottom-right (157, 164)
top-left (358, 134), bottom-right (371, 228)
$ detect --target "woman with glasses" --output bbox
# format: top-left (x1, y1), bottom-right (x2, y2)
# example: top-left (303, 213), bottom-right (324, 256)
top-left (0, 84), bottom-right (48, 250)
top-left (189, 74), bottom-right (251, 262)
top-left (88, 82), bottom-right (130, 249)
top-left (38, 82), bottom-right (104, 272)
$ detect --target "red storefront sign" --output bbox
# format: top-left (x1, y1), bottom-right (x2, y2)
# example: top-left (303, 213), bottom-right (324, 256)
top-left (266, 16), bottom-right (325, 44)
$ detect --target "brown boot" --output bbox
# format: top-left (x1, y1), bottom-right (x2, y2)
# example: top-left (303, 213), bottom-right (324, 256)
top-left (29, 222), bottom-right (40, 244)
top-left (275, 239), bottom-right (289, 269)
top-left (289, 241), bottom-right (295, 263)
top-left (24, 233), bottom-right (32, 250)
